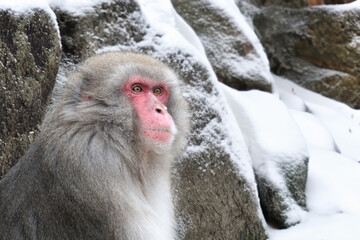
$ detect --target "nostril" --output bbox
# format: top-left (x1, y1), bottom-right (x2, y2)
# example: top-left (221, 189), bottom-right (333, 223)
top-left (156, 108), bottom-right (162, 114)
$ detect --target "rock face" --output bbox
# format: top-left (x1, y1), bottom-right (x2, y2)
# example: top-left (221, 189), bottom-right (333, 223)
top-left (251, 0), bottom-right (308, 8)
top-left (324, 0), bottom-right (355, 4)
top-left (172, 0), bottom-right (273, 92)
top-left (0, 9), bottom-right (61, 178)
top-left (54, 1), bottom-right (147, 63)
top-left (253, 6), bottom-right (360, 108)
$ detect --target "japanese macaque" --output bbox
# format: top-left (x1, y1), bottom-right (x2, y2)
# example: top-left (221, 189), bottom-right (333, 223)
top-left (0, 52), bottom-right (189, 240)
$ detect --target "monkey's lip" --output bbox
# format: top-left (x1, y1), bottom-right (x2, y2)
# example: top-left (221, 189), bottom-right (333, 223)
top-left (143, 128), bottom-right (173, 143)
top-left (144, 128), bottom-right (172, 133)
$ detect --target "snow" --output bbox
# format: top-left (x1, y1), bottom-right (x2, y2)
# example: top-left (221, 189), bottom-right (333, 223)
top-left (0, 0), bottom-right (111, 15)
top-left (137, 0), bottom-right (210, 66)
top-left (221, 82), bottom-right (308, 225)
top-left (268, 213), bottom-right (360, 240)
top-left (220, 83), bottom-right (307, 165)
top-left (275, 75), bottom-right (360, 162)
top-left (271, 75), bottom-right (360, 239)
top-left (290, 111), bottom-right (338, 152)
top-left (0, 0), bottom-right (49, 12)
top-left (307, 149), bottom-right (360, 215)
top-left (268, 149), bottom-right (360, 240)
top-left (224, 74), bottom-right (360, 236)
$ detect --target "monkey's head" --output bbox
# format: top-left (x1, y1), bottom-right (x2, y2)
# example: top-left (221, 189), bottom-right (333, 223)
top-left (52, 51), bottom-right (189, 154)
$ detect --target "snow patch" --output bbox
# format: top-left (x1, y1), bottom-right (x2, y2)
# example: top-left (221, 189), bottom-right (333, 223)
top-left (220, 82), bottom-right (308, 225)
top-left (290, 110), bottom-right (338, 152)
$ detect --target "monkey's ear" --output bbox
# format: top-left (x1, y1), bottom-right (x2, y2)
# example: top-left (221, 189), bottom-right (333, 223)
top-left (77, 66), bottom-right (96, 101)
top-left (77, 66), bottom-right (97, 85)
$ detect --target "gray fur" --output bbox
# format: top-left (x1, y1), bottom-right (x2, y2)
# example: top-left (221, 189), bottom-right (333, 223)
top-left (0, 52), bottom-right (189, 240)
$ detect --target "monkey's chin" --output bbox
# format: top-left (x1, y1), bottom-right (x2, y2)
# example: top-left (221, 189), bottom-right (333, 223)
top-left (143, 129), bottom-right (174, 144)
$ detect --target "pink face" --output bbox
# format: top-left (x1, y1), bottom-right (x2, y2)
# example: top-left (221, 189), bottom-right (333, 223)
top-left (123, 75), bottom-right (176, 144)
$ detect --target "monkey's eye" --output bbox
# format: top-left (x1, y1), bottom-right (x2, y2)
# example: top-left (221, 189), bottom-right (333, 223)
top-left (153, 87), bottom-right (162, 95)
top-left (132, 85), bottom-right (143, 93)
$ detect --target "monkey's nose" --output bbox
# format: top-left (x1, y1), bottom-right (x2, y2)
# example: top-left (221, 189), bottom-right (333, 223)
top-left (154, 104), bottom-right (167, 115)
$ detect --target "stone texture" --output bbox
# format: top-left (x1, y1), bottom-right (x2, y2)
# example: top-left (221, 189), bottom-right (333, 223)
top-left (253, 6), bottom-right (360, 108)
top-left (241, 0), bottom-right (308, 8)
top-left (324, 0), bottom-right (355, 4)
top-left (172, 0), bottom-right (273, 92)
top-left (0, 9), bottom-right (61, 178)
top-left (54, 0), bottom-right (147, 63)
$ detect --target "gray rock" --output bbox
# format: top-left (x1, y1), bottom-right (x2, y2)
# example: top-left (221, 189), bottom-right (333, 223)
top-left (0, 9), bottom-right (61, 178)
top-left (172, 0), bottom-right (273, 92)
top-left (253, 6), bottom-right (360, 108)
top-left (54, 0), bottom-right (147, 63)
top-left (254, 0), bottom-right (308, 8)
top-left (235, 0), bottom-right (308, 10)
top-left (324, 0), bottom-right (355, 4)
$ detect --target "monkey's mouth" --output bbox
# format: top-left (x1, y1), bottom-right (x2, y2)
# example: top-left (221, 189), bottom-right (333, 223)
top-left (145, 128), bottom-right (171, 133)
top-left (143, 128), bottom-right (174, 143)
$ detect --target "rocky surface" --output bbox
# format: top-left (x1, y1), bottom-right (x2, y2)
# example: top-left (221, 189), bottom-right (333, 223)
top-left (54, 1), bottom-right (146, 63)
top-left (172, 0), bottom-right (273, 92)
top-left (251, 0), bottom-right (308, 8)
top-left (253, 6), bottom-right (360, 108)
top-left (0, 9), bottom-right (61, 178)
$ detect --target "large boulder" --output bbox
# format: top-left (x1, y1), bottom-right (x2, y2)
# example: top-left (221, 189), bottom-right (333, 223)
top-left (325, 0), bottom-right (355, 4)
top-left (253, 6), bottom-right (360, 108)
top-left (172, 0), bottom-right (273, 92)
top-left (250, 0), bottom-right (308, 8)
top-left (54, 1), bottom-right (147, 63)
top-left (0, 8), bottom-right (61, 178)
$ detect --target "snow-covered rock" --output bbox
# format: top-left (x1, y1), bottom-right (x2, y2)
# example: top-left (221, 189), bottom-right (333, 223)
top-left (0, 7), bottom-right (61, 178)
top-left (255, 0), bottom-right (308, 8)
top-left (221, 83), bottom-right (308, 228)
top-left (172, 0), bottom-right (273, 92)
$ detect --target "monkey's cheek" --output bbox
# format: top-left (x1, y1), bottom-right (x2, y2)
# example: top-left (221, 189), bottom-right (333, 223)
top-left (143, 130), bottom-right (173, 143)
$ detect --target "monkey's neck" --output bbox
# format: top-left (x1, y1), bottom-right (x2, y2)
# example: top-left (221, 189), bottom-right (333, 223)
top-left (137, 149), bottom-right (172, 196)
